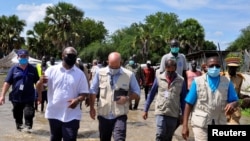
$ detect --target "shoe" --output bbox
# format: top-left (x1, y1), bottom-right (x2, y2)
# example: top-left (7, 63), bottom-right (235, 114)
top-left (16, 124), bottom-right (24, 131)
top-left (22, 126), bottom-right (32, 133)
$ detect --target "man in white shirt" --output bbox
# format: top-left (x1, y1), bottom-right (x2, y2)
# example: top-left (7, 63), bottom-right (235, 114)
top-left (36, 47), bottom-right (90, 141)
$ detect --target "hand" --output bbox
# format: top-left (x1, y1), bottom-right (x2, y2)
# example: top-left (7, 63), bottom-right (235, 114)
top-left (224, 103), bottom-right (235, 115)
top-left (142, 112), bottom-right (148, 120)
top-left (85, 97), bottom-right (90, 107)
top-left (37, 96), bottom-right (42, 105)
top-left (40, 72), bottom-right (48, 84)
top-left (68, 98), bottom-right (79, 109)
top-left (90, 108), bottom-right (96, 120)
top-left (116, 96), bottom-right (129, 105)
top-left (182, 125), bottom-right (189, 140)
top-left (0, 96), bottom-right (5, 105)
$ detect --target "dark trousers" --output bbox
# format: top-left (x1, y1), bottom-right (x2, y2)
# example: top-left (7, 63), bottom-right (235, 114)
top-left (144, 85), bottom-right (152, 100)
top-left (155, 115), bottom-right (178, 141)
top-left (41, 91), bottom-right (48, 112)
top-left (98, 115), bottom-right (127, 141)
top-left (48, 119), bottom-right (80, 141)
top-left (35, 91), bottom-right (48, 111)
top-left (12, 102), bottom-right (35, 128)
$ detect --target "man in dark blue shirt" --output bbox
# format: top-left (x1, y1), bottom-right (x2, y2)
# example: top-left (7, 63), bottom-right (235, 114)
top-left (0, 49), bottom-right (40, 133)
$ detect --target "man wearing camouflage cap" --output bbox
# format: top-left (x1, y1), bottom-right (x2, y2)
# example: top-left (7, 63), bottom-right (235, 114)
top-left (224, 57), bottom-right (244, 124)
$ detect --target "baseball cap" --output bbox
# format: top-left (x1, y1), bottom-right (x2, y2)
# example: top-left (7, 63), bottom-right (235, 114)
top-left (77, 58), bottom-right (81, 61)
top-left (146, 60), bottom-right (151, 64)
top-left (17, 49), bottom-right (29, 56)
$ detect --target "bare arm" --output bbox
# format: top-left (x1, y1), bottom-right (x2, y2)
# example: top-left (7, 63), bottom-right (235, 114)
top-left (0, 82), bottom-right (11, 105)
top-left (182, 103), bottom-right (193, 140)
top-left (89, 94), bottom-right (96, 120)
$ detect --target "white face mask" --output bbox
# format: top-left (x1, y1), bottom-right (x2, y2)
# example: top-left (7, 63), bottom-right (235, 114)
top-left (109, 67), bottom-right (120, 75)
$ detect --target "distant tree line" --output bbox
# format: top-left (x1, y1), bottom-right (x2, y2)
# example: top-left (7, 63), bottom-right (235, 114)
top-left (1, 2), bottom-right (249, 64)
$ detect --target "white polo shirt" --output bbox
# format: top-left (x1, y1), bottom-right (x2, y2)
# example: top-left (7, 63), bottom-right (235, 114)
top-left (44, 63), bottom-right (89, 122)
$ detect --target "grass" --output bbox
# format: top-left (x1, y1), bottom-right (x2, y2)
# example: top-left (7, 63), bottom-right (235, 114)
top-left (242, 108), bottom-right (250, 117)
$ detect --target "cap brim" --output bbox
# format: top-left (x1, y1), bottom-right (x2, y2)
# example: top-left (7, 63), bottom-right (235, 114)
top-left (227, 63), bottom-right (240, 67)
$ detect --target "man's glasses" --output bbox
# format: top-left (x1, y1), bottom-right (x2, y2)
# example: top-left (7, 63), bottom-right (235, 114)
top-left (208, 64), bottom-right (220, 68)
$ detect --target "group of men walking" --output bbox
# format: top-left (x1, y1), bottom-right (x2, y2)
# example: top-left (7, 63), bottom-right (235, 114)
top-left (0, 38), bottom-right (244, 141)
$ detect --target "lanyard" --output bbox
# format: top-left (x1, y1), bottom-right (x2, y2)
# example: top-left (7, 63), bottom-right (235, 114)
top-left (22, 66), bottom-right (29, 83)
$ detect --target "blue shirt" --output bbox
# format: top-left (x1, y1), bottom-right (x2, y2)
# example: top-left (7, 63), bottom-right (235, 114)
top-left (5, 64), bottom-right (39, 102)
top-left (185, 75), bottom-right (238, 105)
top-left (144, 77), bottom-right (187, 114)
top-left (89, 67), bottom-right (141, 96)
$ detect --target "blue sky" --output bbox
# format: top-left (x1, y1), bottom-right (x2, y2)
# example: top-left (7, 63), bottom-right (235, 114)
top-left (1, 0), bottom-right (250, 50)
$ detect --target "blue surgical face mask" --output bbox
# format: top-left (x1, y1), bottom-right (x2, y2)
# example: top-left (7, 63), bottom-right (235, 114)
top-left (207, 66), bottom-right (221, 77)
top-left (19, 58), bottom-right (28, 65)
top-left (129, 60), bottom-right (135, 65)
top-left (109, 67), bottom-right (120, 75)
top-left (170, 47), bottom-right (179, 54)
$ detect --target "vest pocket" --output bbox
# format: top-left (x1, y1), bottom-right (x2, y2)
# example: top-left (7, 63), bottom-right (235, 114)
top-left (99, 84), bottom-right (107, 98)
top-left (191, 111), bottom-right (208, 128)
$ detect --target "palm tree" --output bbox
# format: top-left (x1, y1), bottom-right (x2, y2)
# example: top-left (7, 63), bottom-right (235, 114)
top-left (44, 2), bottom-right (83, 52)
top-left (26, 21), bottom-right (54, 58)
top-left (0, 15), bottom-right (25, 57)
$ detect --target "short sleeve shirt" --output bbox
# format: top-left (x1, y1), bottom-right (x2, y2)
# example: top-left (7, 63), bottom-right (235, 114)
top-left (45, 63), bottom-right (89, 122)
top-left (159, 53), bottom-right (187, 76)
top-left (5, 64), bottom-right (39, 102)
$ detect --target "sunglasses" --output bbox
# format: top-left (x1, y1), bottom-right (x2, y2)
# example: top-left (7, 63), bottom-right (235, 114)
top-left (208, 64), bottom-right (220, 68)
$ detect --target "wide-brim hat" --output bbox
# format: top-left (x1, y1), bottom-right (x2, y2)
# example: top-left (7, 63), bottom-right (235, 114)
top-left (227, 63), bottom-right (240, 67)
top-left (225, 57), bottom-right (240, 67)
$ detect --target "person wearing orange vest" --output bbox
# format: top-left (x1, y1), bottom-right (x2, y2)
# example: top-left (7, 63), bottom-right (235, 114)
top-left (35, 56), bottom-right (49, 112)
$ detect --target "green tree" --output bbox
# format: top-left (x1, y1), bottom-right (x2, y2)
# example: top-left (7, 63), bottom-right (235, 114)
top-left (26, 21), bottom-right (56, 59)
top-left (203, 40), bottom-right (217, 50)
top-left (44, 2), bottom-right (83, 54)
top-left (226, 25), bottom-right (250, 51)
top-left (0, 15), bottom-right (26, 57)
top-left (178, 18), bottom-right (205, 54)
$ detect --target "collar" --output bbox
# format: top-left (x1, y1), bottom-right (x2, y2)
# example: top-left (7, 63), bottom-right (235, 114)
top-left (59, 62), bottom-right (77, 71)
top-left (168, 52), bottom-right (180, 60)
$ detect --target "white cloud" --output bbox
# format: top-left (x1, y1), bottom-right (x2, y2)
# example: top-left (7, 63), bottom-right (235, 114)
top-left (214, 31), bottom-right (223, 36)
top-left (17, 3), bottom-right (52, 24)
top-left (16, 3), bottom-right (52, 36)
top-left (158, 0), bottom-right (210, 9)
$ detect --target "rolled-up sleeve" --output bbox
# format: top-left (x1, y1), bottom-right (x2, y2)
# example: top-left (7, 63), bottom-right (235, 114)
top-left (129, 73), bottom-right (141, 96)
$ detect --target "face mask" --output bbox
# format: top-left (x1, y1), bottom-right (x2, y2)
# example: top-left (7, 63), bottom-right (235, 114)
top-left (129, 60), bottom-right (135, 65)
top-left (170, 47), bottom-right (179, 54)
top-left (207, 66), bottom-right (221, 77)
top-left (19, 58), bottom-right (28, 65)
top-left (64, 54), bottom-right (77, 67)
top-left (166, 71), bottom-right (176, 78)
top-left (109, 68), bottom-right (120, 75)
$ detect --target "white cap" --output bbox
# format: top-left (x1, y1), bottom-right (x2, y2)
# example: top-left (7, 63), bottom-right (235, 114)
top-left (77, 58), bottom-right (81, 61)
top-left (146, 60), bottom-right (151, 64)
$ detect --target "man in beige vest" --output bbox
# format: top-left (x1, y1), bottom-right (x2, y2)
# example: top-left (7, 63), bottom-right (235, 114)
top-left (89, 52), bottom-right (141, 141)
top-left (182, 56), bottom-right (239, 141)
top-left (143, 59), bottom-right (187, 141)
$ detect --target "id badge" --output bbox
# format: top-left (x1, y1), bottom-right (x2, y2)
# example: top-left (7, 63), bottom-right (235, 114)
top-left (164, 90), bottom-right (169, 98)
top-left (19, 84), bottom-right (24, 91)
